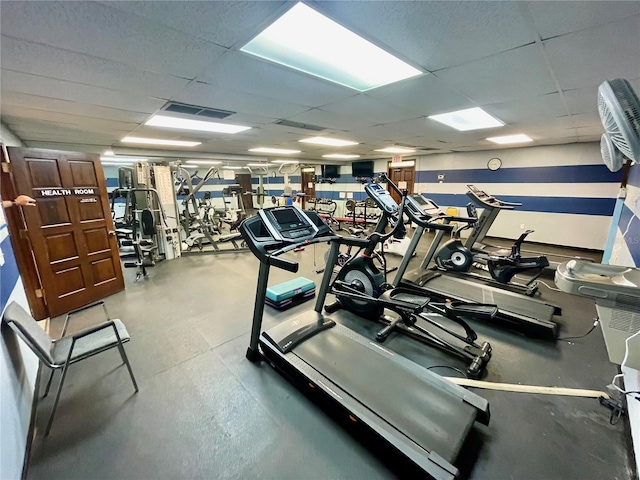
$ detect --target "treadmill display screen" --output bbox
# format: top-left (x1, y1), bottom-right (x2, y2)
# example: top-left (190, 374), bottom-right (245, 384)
top-left (272, 208), bottom-right (306, 230)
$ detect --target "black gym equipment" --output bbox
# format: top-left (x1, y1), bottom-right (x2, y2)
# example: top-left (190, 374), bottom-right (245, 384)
top-left (240, 205), bottom-right (490, 480)
top-left (432, 202), bottom-right (549, 297)
top-left (385, 185), bottom-right (561, 340)
top-left (325, 179), bottom-right (494, 378)
top-left (464, 184), bottom-right (591, 271)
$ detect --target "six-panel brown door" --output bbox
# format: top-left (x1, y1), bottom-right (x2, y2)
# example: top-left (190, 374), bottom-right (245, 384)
top-left (388, 164), bottom-right (415, 204)
top-left (8, 147), bottom-right (124, 318)
top-left (301, 170), bottom-right (316, 209)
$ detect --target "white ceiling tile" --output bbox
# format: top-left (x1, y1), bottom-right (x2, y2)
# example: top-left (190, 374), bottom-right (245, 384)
top-left (0, 1), bottom-right (227, 78)
top-left (544, 17), bottom-right (640, 90)
top-left (23, 141), bottom-right (108, 153)
top-left (526, 1), bottom-right (640, 39)
top-left (366, 75), bottom-right (473, 117)
top-left (1, 37), bottom-right (190, 98)
top-left (319, 1), bottom-right (536, 71)
top-left (576, 125), bottom-right (604, 137)
top-left (174, 81), bottom-right (309, 119)
top-left (280, 108), bottom-right (369, 132)
top-left (1, 92), bottom-right (150, 123)
top-left (1, 106), bottom-right (137, 133)
top-left (318, 94), bottom-right (418, 126)
top-left (563, 86), bottom-right (600, 115)
top-left (197, 51), bottom-right (355, 107)
top-left (0, 70), bottom-right (166, 113)
top-left (436, 44), bottom-right (557, 105)
top-left (482, 93), bottom-right (567, 125)
top-left (100, 1), bottom-right (287, 48)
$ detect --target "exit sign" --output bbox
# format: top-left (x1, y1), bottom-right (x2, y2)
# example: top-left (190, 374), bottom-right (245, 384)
top-left (391, 156), bottom-right (402, 163)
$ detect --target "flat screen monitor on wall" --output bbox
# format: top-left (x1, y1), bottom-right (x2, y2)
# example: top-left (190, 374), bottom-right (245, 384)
top-left (352, 160), bottom-right (374, 178)
top-left (322, 164), bottom-right (340, 178)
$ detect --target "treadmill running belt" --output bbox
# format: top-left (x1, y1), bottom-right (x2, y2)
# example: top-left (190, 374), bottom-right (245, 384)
top-left (293, 331), bottom-right (477, 462)
top-left (426, 275), bottom-right (555, 321)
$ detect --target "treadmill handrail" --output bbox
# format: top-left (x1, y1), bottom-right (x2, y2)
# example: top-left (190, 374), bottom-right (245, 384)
top-left (466, 185), bottom-right (521, 209)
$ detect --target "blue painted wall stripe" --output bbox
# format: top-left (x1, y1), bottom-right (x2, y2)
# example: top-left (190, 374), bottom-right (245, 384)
top-left (0, 237), bottom-right (20, 313)
top-left (627, 164), bottom-right (640, 189)
top-left (425, 193), bottom-right (615, 216)
top-left (416, 165), bottom-right (621, 184)
top-left (106, 178), bottom-right (118, 187)
top-left (619, 203), bottom-right (640, 266)
top-left (602, 198), bottom-right (625, 264)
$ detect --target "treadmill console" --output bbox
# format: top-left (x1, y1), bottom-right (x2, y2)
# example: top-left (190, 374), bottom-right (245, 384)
top-left (406, 194), bottom-right (442, 217)
top-left (261, 206), bottom-right (318, 241)
top-left (364, 183), bottom-right (399, 214)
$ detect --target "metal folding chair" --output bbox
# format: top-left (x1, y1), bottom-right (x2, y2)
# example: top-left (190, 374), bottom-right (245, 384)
top-left (1, 301), bottom-right (138, 435)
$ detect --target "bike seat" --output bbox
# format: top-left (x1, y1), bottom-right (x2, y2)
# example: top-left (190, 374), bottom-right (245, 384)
top-left (444, 302), bottom-right (498, 321)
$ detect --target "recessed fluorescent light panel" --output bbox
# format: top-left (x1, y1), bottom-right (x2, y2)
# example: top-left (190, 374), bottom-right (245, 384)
top-left (272, 159), bottom-right (300, 164)
top-left (248, 147), bottom-right (301, 154)
top-left (486, 134), bottom-right (534, 145)
top-left (186, 160), bottom-right (222, 165)
top-left (223, 166), bottom-right (244, 170)
top-left (246, 163), bottom-right (273, 167)
top-left (145, 115), bottom-right (250, 134)
top-left (121, 137), bottom-right (201, 147)
top-left (322, 154), bottom-right (360, 159)
top-left (100, 156), bottom-right (148, 163)
top-left (240, 3), bottom-right (422, 91)
top-left (374, 147), bottom-right (415, 154)
top-left (300, 136), bottom-right (358, 147)
top-left (428, 107), bottom-right (504, 131)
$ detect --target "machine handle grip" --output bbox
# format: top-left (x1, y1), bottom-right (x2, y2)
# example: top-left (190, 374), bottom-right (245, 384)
top-left (268, 256), bottom-right (299, 273)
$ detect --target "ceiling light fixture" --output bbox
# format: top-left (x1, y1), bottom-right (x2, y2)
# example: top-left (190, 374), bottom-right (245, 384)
top-left (302, 167), bottom-right (316, 172)
top-left (322, 154), bottom-right (361, 159)
top-left (428, 107), bottom-right (504, 131)
top-left (249, 147), bottom-right (301, 154)
top-left (272, 159), bottom-right (300, 164)
top-left (222, 166), bottom-right (244, 170)
top-left (486, 134), bottom-right (534, 144)
top-left (374, 147), bottom-right (415, 154)
top-left (100, 156), bottom-right (148, 163)
top-left (121, 136), bottom-right (201, 147)
top-left (246, 163), bottom-right (273, 167)
top-left (145, 115), bottom-right (251, 134)
top-left (299, 136), bottom-right (358, 147)
top-left (103, 149), bottom-right (115, 156)
top-left (185, 160), bottom-right (222, 165)
top-left (240, 2), bottom-right (422, 92)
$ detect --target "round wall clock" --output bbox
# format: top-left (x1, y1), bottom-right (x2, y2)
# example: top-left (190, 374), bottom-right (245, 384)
top-left (487, 157), bottom-right (502, 171)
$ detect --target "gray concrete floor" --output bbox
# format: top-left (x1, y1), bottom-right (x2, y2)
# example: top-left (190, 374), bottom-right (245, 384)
top-left (27, 231), bottom-right (636, 480)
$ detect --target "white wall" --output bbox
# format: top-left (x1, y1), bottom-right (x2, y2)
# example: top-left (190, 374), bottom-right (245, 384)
top-left (1, 123), bottom-right (39, 480)
top-left (412, 143), bottom-right (620, 250)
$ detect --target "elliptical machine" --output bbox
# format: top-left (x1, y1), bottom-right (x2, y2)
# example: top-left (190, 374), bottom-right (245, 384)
top-left (433, 203), bottom-right (549, 296)
top-left (325, 177), bottom-right (494, 378)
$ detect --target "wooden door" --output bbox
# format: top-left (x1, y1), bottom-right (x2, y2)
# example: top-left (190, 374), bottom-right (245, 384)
top-left (388, 163), bottom-right (415, 204)
top-left (301, 170), bottom-right (316, 209)
top-left (235, 173), bottom-right (254, 210)
top-left (7, 147), bottom-right (124, 318)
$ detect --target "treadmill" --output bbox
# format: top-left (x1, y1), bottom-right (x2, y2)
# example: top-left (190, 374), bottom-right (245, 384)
top-left (395, 192), bottom-right (560, 340)
top-left (464, 185), bottom-right (593, 271)
top-left (240, 206), bottom-right (490, 480)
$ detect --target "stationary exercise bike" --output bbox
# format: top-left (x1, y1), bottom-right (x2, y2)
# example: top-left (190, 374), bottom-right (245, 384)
top-left (325, 178), bottom-right (495, 378)
top-left (433, 203), bottom-right (549, 296)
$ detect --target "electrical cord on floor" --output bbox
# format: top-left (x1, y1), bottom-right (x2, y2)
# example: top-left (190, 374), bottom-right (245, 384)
top-left (557, 318), bottom-right (599, 341)
top-left (536, 280), bottom-right (563, 292)
top-left (624, 390), bottom-right (640, 402)
top-left (426, 365), bottom-right (467, 378)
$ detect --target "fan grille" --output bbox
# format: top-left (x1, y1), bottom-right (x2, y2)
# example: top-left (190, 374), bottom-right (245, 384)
top-left (600, 134), bottom-right (624, 172)
top-left (597, 79), bottom-right (640, 161)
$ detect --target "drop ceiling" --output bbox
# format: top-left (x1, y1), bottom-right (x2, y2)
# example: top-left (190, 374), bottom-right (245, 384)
top-left (1, 1), bottom-right (639, 163)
